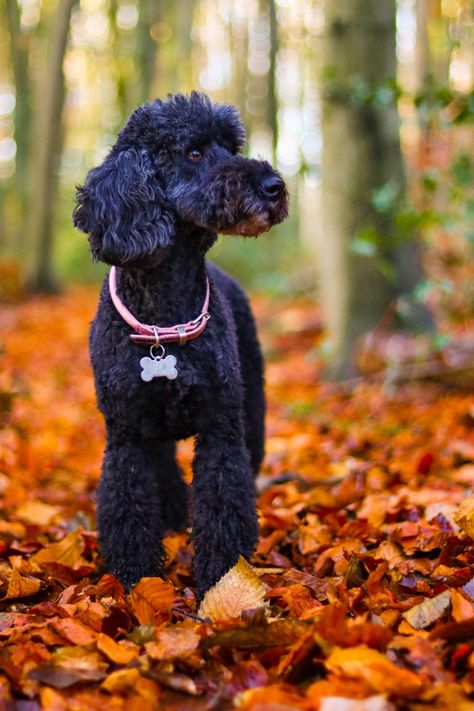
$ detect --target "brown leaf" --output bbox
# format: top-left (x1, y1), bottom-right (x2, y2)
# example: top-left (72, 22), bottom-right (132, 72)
top-left (454, 495), bottom-right (474, 539)
top-left (96, 633), bottom-right (139, 664)
top-left (30, 530), bottom-right (85, 568)
top-left (15, 501), bottom-right (61, 526)
top-left (326, 645), bottom-right (425, 697)
top-left (451, 589), bottom-right (474, 622)
top-left (202, 619), bottom-right (307, 649)
top-left (29, 665), bottom-right (106, 688)
top-left (402, 590), bottom-right (451, 630)
top-left (50, 618), bottom-right (97, 646)
top-left (102, 668), bottom-right (161, 703)
top-left (3, 568), bottom-right (41, 600)
top-left (198, 557), bottom-right (266, 621)
top-left (96, 574), bottom-right (125, 599)
top-left (145, 625), bottom-right (200, 661)
top-left (101, 668), bottom-right (140, 693)
top-left (129, 577), bottom-right (174, 626)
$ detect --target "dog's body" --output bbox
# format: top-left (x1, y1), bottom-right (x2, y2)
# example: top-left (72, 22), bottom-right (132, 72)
top-left (74, 93), bottom-right (287, 598)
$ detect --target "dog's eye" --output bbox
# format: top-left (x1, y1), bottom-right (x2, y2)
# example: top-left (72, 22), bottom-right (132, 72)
top-left (187, 148), bottom-right (203, 161)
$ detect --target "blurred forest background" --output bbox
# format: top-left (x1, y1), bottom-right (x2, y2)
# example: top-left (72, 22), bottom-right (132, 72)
top-left (0, 0), bottom-right (473, 373)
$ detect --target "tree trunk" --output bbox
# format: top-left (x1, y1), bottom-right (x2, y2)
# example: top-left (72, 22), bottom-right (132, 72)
top-left (267, 0), bottom-right (278, 164)
top-left (25, 0), bottom-right (77, 293)
top-left (5, 0), bottom-right (32, 252)
top-left (415, 0), bottom-right (431, 92)
top-left (175, 0), bottom-right (194, 92)
top-left (319, 0), bottom-right (431, 378)
top-left (135, 0), bottom-right (161, 104)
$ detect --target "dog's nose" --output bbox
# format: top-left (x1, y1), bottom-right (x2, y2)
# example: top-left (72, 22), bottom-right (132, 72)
top-left (260, 176), bottom-right (285, 200)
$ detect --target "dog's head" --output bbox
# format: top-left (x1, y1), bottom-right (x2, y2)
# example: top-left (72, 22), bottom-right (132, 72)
top-left (73, 92), bottom-right (288, 266)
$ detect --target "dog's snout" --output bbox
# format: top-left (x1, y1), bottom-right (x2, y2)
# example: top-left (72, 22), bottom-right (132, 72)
top-left (260, 176), bottom-right (285, 200)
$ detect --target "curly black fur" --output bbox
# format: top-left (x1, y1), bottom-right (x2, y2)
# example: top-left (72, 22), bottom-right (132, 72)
top-left (73, 92), bottom-right (288, 600)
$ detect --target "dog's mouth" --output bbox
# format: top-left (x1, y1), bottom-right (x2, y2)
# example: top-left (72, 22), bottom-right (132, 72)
top-left (222, 213), bottom-right (272, 237)
top-left (220, 196), bottom-right (289, 237)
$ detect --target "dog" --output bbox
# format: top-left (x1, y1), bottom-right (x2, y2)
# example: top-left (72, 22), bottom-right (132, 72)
top-left (73, 92), bottom-right (288, 600)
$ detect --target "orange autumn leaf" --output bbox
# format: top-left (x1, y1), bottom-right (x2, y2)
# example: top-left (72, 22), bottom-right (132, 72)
top-left (238, 684), bottom-right (309, 710)
top-left (454, 494), bottom-right (474, 539)
top-left (30, 529), bottom-right (85, 568)
top-left (198, 556), bottom-right (266, 621)
top-left (3, 568), bottom-right (41, 600)
top-left (280, 583), bottom-right (321, 617)
top-left (326, 645), bottom-right (425, 697)
top-left (145, 625), bottom-right (200, 661)
top-left (129, 577), bottom-right (175, 625)
top-left (96, 633), bottom-right (139, 664)
top-left (96, 574), bottom-right (125, 599)
top-left (50, 617), bottom-right (97, 646)
top-left (306, 675), bottom-right (376, 703)
top-left (450, 589), bottom-right (474, 622)
top-left (101, 668), bottom-right (140, 693)
top-left (101, 668), bottom-right (161, 703)
top-left (15, 501), bottom-right (61, 526)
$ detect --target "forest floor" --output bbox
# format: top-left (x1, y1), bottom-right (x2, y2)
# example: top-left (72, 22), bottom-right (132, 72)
top-left (1, 287), bottom-right (474, 710)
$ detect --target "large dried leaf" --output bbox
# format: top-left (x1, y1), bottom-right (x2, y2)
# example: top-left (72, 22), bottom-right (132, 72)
top-left (3, 568), bottom-right (41, 600)
top-left (102, 668), bottom-right (161, 702)
top-left (129, 577), bottom-right (174, 625)
top-left (29, 665), bottom-right (106, 688)
top-left (454, 495), bottom-right (474, 538)
top-left (50, 618), bottom-right (97, 646)
top-left (402, 590), bottom-right (451, 630)
top-left (202, 619), bottom-right (307, 649)
top-left (145, 626), bottom-right (200, 661)
top-left (15, 501), bottom-right (61, 526)
top-left (326, 645), bottom-right (424, 697)
top-left (96, 633), bottom-right (139, 664)
top-left (198, 557), bottom-right (266, 621)
top-left (30, 530), bottom-right (85, 568)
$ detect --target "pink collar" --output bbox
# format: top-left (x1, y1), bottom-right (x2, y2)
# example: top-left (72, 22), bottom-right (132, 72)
top-left (109, 266), bottom-right (211, 345)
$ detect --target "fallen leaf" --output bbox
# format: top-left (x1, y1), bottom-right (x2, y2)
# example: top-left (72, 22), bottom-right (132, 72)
top-left (50, 618), bottom-right (97, 645)
top-left (129, 577), bottom-right (174, 626)
top-left (454, 494), bottom-right (474, 538)
top-left (237, 684), bottom-right (307, 709)
top-left (402, 590), bottom-right (451, 630)
top-left (3, 568), bottom-right (41, 600)
top-left (96, 574), bottom-right (125, 599)
top-left (198, 556), bottom-right (266, 621)
top-left (145, 625), bottom-right (200, 661)
top-left (15, 501), bottom-right (61, 526)
top-left (101, 668), bottom-right (140, 693)
top-left (96, 633), bottom-right (139, 664)
top-left (30, 530), bottom-right (85, 568)
top-left (326, 645), bottom-right (424, 697)
top-left (29, 665), bottom-right (106, 688)
top-left (307, 676), bottom-right (381, 704)
top-left (202, 619), bottom-right (307, 649)
top-left (451, 589), bottom-right (474, 622)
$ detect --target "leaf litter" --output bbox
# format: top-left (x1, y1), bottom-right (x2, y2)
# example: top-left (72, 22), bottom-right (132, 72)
top-left (0, 289), bottom-right (474, 708)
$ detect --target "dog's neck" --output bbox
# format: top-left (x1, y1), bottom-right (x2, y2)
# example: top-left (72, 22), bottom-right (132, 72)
top-left (117, 227), bottom-right (216, 325)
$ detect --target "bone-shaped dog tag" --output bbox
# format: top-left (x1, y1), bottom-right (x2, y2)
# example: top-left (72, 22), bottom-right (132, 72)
top-left (140, 354), bottom-right (178, 381)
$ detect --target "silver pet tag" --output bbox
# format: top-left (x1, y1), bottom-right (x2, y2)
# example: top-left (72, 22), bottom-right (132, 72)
top-left (140, 345), bottom-right (178, 381)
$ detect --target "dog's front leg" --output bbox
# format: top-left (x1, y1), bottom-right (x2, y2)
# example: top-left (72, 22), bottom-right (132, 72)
top-left (96, 427), bottom-right (165, 590)
top-left (191, 422), bottom-right (259, 601)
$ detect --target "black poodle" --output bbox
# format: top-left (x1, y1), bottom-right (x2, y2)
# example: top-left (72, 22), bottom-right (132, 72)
top-left (73, 92), bottom-right (288, 600)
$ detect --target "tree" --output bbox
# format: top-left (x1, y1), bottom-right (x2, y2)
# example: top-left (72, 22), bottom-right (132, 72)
top-left (25, 0), bottom-right (77, 293)
top-left (6, 0), bottom-right (32, 247)
top-left (319, 0), bottom-right (432, 378)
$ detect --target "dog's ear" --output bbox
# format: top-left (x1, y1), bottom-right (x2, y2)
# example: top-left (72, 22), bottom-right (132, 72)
top-left (73, 147), bottom-right (174, 265)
